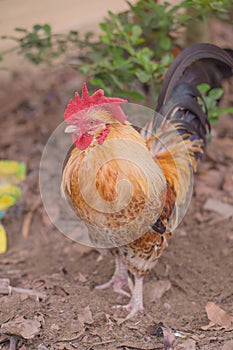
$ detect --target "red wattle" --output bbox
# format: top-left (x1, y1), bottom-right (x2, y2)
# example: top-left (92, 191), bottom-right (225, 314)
top-left (73, 133), bottom-right (93, 150)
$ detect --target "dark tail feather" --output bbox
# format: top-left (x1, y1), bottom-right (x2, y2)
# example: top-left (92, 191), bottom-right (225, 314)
top-left (155, 43), bottom-right (233, 155)
top-left (156, 43), bottom-right (233, 112)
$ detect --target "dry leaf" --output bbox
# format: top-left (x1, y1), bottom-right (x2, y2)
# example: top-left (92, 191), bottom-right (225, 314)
top-left (222, 340), bottom-right (233, 350)
top-left (198, 169), bottom-right (223, 189)
top-left (223, 172), bottom-right (233, 193)
top-left (202, 302), bottom-right (233, 330)
top-left (38, 345), bottom-right (49, 350)
top-left (203, 198), bottom-right (233, 218)
top-left (1, 317), bottom-right (41, 339)
top-left (147, 280), bottom-right (171, 302)
top-left (78, 306), bottom-right (94, 325)
top-left (0, 335), bottom-right (8, 343)
top-left (77, 272), bottom-right (88, 283)
top-left (180, 339), bottom-right (196, 350)
top-left (201, 321), bottom-right (215, 331)
top-left (50, 323), bottom-right (60, 331)
top-left (158, 323), bottom-right (176, 350)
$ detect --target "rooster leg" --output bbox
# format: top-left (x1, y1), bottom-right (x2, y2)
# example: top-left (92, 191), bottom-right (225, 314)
top-left (95, 254), bottom-right (130, 297)
top-left (124, 276), bottom-right (144, 319)
top-left (115, 276), bottom-right (144, 321)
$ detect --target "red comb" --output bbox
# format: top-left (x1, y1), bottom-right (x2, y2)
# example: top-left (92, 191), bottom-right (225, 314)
top-left (64, 83), bottom-right (128, 124)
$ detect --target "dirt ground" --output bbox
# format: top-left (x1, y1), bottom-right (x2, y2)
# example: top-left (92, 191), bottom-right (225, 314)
top-left (0, 20), bottom-right (233, 350)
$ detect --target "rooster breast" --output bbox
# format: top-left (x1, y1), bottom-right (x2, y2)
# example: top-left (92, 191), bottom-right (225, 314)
top-left (61, 122), bottom-right (166, 248)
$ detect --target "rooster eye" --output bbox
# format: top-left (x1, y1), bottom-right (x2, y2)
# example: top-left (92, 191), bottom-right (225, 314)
top-left (89, 120), bottom-right (95, 126)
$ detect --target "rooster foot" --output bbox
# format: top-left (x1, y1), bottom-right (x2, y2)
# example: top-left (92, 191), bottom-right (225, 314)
top-left (95, 254), bottom-right (130, 297)
top-left (125, 301), bottom-right (144, 320)
top-left (114, 300), bottom-right (144, 324)
top-left (114, 276), bottom-right (144, 321)
top-left (96, 275), bottom-right (130, 297)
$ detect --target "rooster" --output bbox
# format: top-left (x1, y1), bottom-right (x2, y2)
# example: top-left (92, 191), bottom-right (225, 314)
top-left (61, 43), bottom-right (233, 319)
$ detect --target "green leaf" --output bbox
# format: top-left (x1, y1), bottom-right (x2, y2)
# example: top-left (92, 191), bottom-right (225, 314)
top-left (42, 24), bottom-right (51, 35)
top-left (131, 25), bottom-right (142, 44)
top-left (197, 83), bottom-right (210, 94)
top-left (99, 23), bottom-right (107, 32)
top-left (119, 90), bottom-right (145, 101)
top-left (161, 53), bottom-right (173, 66)
top-left (136, 70), bottom-right (151, 83)
top-left (33, 24), bottom-right (42, 31)
top-left (159, 37), bottom-right (172, 51)
top-left (100, 34), bottom-right (111, 44)
top-left (210, 106), bottom-right (233, 117)
top-left (109, 74), bottom-right (124, 89)
top-left (90, 77), bottom-right (111, 95)
top-left (208, 88), bottom-right (223, 100)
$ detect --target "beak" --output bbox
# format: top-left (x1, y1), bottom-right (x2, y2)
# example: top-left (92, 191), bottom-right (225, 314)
top-left (64, 125), bottom-right (79, 133)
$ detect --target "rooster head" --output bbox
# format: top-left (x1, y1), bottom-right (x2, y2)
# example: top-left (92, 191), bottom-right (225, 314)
top-left (64, 83), bottom-right (128, 150)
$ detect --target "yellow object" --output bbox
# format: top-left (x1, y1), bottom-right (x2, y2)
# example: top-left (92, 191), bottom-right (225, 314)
top-left (0, 160), bottom-right (26, 253)
top-left (0, 160), bottom-right (26, 182)
top-left (0, 184), bottom-right (22, 211)
top-left (0, 224), bottom-right (7, 254)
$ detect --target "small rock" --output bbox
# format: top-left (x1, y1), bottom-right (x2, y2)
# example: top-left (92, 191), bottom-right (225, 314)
top-left (164, 302), bottom-right (171, 309)
top-left (145, 336), bottom-right (152, 342)
top-left (177, 230), bottom-right (188, 237)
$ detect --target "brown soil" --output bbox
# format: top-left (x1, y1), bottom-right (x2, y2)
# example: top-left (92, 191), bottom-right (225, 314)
top-left (0, 20), bottom-right (233, 350)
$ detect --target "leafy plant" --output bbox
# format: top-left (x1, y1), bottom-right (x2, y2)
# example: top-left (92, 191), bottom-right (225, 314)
top-left (198, 84), bottom-right (233, 124)
top-left (0, 24), bottom-right (94, 65)
top-left (183, 0), bottom-right (233, 20)
top-left (0, 0), bottom-right (232, 111)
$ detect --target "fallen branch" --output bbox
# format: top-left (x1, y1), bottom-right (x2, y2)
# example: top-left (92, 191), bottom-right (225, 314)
top-left (0, 278), bottom-right (46, 300)
top-left (117, 344), bottom-right (163, 350)
top-left (56, 328), bottom-right (85, 343)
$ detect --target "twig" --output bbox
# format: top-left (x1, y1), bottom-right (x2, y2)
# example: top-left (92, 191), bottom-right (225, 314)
top-left (22, 197), bottom-right (41, 238)
top-left (117, 344), bottom-right (163, 350)
top-left (88, 339), bottom-right (116, 349)
top-left (10, 286), bottom-right (46, 301)
top-left (56, 329), bottom-right (85, 342)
